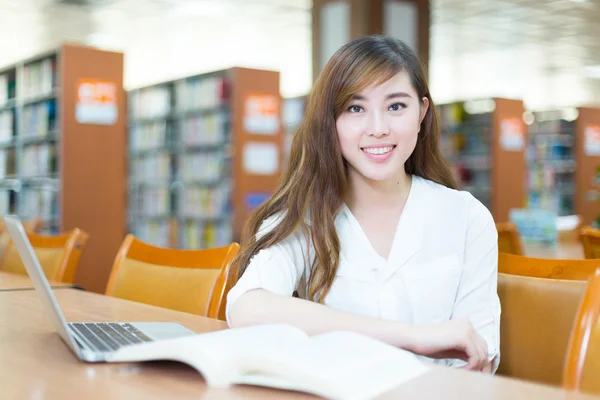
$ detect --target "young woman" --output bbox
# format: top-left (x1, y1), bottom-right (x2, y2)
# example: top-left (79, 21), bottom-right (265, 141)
top-left (226, 35), bottom-right (500, 373)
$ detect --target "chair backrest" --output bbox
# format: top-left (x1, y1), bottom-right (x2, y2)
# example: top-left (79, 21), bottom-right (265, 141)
top-left (0, 228), bottom-right (89, 283)
top-left (563, 269), bottom-right (600, 395)
top-left (496, 222), bottom-right (524, 255)
top-left (105, 234), bottom-right (240, 319)
top-left (497, 272), bottom-right (587, 385)
top-left (580, 226), bottom-right (600, 259)
top-left (0, 217), bottom-right (42, 262)
top-left (499, 252), bottom-right (600, 280)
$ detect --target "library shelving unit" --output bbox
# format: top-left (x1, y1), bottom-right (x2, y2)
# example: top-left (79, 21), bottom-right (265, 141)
top-left (524, 107), bottom-right (600, 225)
top-left (438, 98), bottom-right (527, 222)
top-left (526, 110), bottom-right (576, 217)
top-left (128, 68), bottom-right (284, 250)
top-left (0, 44), bottom-right (127, 294)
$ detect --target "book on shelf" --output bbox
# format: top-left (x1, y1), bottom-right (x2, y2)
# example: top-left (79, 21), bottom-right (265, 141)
top-left (108, 324), bottom-right (429, 400)
top-left (175, 75), bottom-right (229, 112)
top-left (180, 111), bottom-right (228, 147)
top-left (131, 220), bottom-right (171, 249)
top-left (0, 189), bottom-right (11, 215)
top-left (130, 86), bottom-right (171, 119)
top-left (0, 71), bottom-right (17, 106)
top-left (438, 102), bottom-right (492, 209)
top-left (180, 219), bottom-right (232, 249)
top-left (0, 109), bottom-right (15, 143)
top-left (526, 117), bottom-right (575, 216)
top-left (22, 58), bottom-right (57, 100)
top-left (22, 100), bottom-right (57, 139)
top-left (130, 122), bottom-right (167, 152)
top-left (22, 143), bottom-right (56, 177)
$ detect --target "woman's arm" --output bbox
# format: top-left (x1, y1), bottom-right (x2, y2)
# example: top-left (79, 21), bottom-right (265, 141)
top-left (447, 193), bottom-right (501, 373)
top-left (226, 217), bottom-right (488, 371)
top-left (229, 288), bottom-right (489, 370)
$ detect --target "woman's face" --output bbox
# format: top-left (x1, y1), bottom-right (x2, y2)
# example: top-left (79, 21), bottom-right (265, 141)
top-left (336, 70), bottom-right (428, 184)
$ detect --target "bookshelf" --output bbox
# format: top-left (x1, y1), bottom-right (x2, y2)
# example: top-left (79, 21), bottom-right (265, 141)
top-left (526, 110), bottom-right (576, 217)
top-left (128, 68), bottom-right (284, 249)
top-left (0, 44), bottom-right (127, 294)
top-left (523, 107), bottom-right (600, 225)
top-left (438, 98), bottom-right (527, 222)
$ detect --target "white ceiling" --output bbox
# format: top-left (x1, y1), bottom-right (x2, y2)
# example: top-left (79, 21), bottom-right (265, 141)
top-left (0, 0), bottom-right (312, 97)
top-left (0, 0), bottom-right (599, 108)
top-left (429, 0), bottom-right (600, 110)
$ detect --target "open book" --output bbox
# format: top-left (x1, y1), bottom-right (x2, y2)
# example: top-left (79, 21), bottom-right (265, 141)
top-left (107, 324), bottom-right (429, 400)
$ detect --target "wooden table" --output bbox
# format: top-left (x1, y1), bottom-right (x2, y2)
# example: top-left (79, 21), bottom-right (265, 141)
top-left (0, 271), bottom-right (76, 291)
top-left (0, 289), bottom-right (597, 399)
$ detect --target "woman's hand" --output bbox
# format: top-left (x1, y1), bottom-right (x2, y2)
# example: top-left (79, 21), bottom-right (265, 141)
top-left (406, 317), bottom-right (489, 371)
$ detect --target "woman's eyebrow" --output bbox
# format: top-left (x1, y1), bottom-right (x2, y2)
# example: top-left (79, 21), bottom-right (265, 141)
top-left (350, 92), bottom-right (413, 101)
top-left (385, 92), bottom-right (412, 100)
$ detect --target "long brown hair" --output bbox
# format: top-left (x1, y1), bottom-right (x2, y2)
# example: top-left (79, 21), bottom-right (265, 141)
top-left (229, 35), bottom-right (456, 303)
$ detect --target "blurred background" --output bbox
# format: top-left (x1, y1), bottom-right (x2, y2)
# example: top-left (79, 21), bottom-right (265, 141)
top-left (0, 0), bottom-right (599, 291)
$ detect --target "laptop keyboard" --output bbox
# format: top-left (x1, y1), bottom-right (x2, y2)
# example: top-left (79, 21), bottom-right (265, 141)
top-left (68, 322), bottom-right (154, 352)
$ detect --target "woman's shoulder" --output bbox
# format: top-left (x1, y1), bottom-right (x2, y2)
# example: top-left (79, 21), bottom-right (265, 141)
top-left (256, 210), bottom-right (312, 240)
top-left (415, 175), bottom-right (494, 224)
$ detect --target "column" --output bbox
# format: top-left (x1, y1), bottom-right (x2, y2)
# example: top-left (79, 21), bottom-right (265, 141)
top-left (312, 0), bottom-right (430, 81)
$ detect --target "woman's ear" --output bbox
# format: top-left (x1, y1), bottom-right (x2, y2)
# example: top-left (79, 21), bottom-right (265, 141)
top-left (419, 97), bottom-right (429, 126)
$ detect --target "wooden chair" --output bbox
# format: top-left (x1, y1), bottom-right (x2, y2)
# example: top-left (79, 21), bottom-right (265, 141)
top-left (496, 222), bottom-right (524, 255)
top-left (105, 234), bottom-right (239, 320)
top-left (563, 268), bottom-right (600, 395)
top-left (497, 272), bottom-right (587, 386)
top-left (0, 217), bottom-right (42, 262)
top-left (0, 228), bottom-right (89, 283)
top-left (499, 252), bottom-right (600, 280)
top-left (580, 226), bottom-right (600, 259)
top-left (497, 253), bottom-right (600, 386)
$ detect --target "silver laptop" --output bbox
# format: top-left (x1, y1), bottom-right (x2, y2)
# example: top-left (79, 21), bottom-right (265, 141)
top-left (3, 216), bottom-right (195, 362)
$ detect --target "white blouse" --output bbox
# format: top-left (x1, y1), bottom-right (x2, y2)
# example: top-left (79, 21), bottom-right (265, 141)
top-left (226, 175), bottom-right (501, 371)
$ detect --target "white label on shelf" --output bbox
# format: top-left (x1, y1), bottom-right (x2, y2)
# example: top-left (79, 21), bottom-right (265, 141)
top-left (76, 79), bottom-right (118, 125)
top-left (243, 142), bottom-right (279, 175)
top-left (500, 117), bottom-right (524, 151)
top-left (243, 93), bottom-right (279, 135)
top-left (584, 124), bottom-right (600, 156)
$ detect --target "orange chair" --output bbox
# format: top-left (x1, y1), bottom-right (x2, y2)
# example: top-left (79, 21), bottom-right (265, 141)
top-left (497, 253), bottom-right (600, 386)
top-left (0, 217), bottom-right (42, 261)
top-left (105, 234), bottom-right (239, 320)
top-left (563, 268), bottom-right (600, 395)
top-left (496, 222), bottom-right (524, 255)
top-left (499, 252), bottom-right (600, 280)
top-left (0, 228), bottom-right (89, 283)
top-left (580, 226), bottom-right (600, 259)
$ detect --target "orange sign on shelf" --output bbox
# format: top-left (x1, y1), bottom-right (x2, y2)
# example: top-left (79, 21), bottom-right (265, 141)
top-left (76, 79), bottom-right (118, 125)
top-left (500, 117), bottom-right (525, 152)
top-left (584, 124), bottom-right (600, 156)
top-left (243, 93), bottom-right (280, 135)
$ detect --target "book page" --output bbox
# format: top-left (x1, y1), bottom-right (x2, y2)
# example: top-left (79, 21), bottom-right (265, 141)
top-left (244, 331), bottom-right (430, 400)
top-left (109, 324), bottom-right (308, 385)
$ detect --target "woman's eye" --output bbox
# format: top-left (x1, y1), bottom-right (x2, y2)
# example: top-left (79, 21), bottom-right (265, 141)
top-left (347, 105), bottom-right (363, 113)
top-left (389, 103), bottom-right (406, 111)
